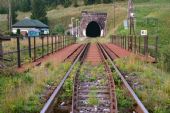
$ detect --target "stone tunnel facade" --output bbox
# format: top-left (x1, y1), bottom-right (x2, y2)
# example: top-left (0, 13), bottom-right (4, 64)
top-left (80, 11), bottom-right (107, 37)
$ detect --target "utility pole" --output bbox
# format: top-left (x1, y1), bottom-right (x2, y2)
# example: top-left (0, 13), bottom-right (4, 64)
top-left (128, 0), bottom-right (135, 35)
top-left (113, 0), bottom-right (116, 28)
top-left (8, 0), bottom-right (12, 33)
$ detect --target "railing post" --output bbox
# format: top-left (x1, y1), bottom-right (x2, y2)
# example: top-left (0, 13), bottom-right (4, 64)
top-left (47, 36), bottom-right (48, 55)
top-left (55, 36), bottom-right (57, 51)
top-left (139, 36), bottom-right (141, 53)
top-left (28, 37), bottom-right (31, 58)
top-left (59, 36), bottom-right (61, 50)
top-left (57, 36), bottom-right (59, 51)
top-left (17, 36), bottom-right (21, 67)
top-left (134, 35), bottom-right (137, 53)
top-left (123, 36), bottom-right (125, 49)
top-left (0, 40), bottom-right (3, 61)
top-left (52, 36), bottom-right (54, 53)
top-left (144, 35), bottom-right (148, 56)
top-left (33, 36), bottom-right (36, 61)
top-left (155, 36), bottom-right (158, 62)
top-left (125, 36), bottom-right (127, 49)
top-left (42, 36), bottom-right (44, 57)
top-left (63, 36), bottom-right (64, 48)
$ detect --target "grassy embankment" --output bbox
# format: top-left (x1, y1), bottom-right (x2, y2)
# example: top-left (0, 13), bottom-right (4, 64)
top-left (116, 1), bottom-right (170, 71)
top-left (115, 55), bottom-right (170, 113)
top-left (0, 61), bottom-right (74, 113)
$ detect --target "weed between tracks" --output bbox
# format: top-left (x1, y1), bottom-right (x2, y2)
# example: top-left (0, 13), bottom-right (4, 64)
top-left (115, 55), bottom-right (170, 113)
top-left (79, 63), bottom-right (107, 107)
top-left (0, 61), bottom-right (71, 113)
top-left (57, 62), bottom-right (80, 103)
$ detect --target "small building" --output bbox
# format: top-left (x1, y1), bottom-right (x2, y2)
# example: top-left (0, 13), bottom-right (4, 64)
top-left (12, 18), bottom-right (49, 36)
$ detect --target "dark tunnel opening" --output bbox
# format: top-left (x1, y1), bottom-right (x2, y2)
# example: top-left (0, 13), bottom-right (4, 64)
top-left (86, 21), bottom-right (101, 37)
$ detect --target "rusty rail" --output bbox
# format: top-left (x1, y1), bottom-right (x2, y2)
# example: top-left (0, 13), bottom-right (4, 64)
top-left (72, 43), bottom-right (117, 113)
top-left (99, 43), bottom-right (149, 113)
top-left (40, 43), bottom-right (89, 113)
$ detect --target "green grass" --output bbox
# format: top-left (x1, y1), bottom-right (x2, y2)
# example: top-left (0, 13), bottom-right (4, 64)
top-left (87, 91), bottom-right (99, 106)
top-left (115, 55), bottom-right (170, 112)
top-left (0, 61), bottom-right (71, 113)
top-left (115, 1), bottom-right (170, 71)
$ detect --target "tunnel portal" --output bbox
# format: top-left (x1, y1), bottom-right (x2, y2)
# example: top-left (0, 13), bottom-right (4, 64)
top-left (80, 11), bottom-right (107, 37)
top-left (86, 21), bottom-right (101, 37)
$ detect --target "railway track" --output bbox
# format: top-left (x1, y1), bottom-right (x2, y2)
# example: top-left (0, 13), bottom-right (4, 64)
top-left (72, 43), bottom-right (117, 113)
top-left (40, 43), bottom-right (148, 113)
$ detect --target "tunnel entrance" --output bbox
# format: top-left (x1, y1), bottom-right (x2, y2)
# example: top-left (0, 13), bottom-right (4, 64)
top-left (86, 21), bottom-right (101, 37)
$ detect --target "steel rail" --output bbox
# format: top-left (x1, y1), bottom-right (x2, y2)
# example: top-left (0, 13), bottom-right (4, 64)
top-left (40, 43), bottom-right (88, 113)
top-left (97, 43), bottom-right (118, 113)
top-left (98, 43), bottom-right (149, 113)
top-left (72, 43), bottom-right (90, 113)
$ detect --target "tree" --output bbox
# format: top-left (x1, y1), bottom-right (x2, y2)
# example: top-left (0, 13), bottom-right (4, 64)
top-left (103, 0), bottom-right (113, 4)
top-left (11, 1), bottom-right (17, 24)
top-left (53, 24), bottom-right (65, 35)
top-left (61, 0), bottom-right (72, 8)
top-left (20, 0), bottom-right (31, 12)
top-left (83, 0), bottom-right (88, 5)
top-left (73, 0), bottom-right (78, 7)
top-left (31, 0), bottom-right (48, 24)
top-left (84, 0), bottom-right (95, 5)
top-left (96, 0), bottom-right (101, 4)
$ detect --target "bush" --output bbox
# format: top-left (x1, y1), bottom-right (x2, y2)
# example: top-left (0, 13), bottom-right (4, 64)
top-left (0, 7), bottom-right (8, 14)
top-left (52, 24), bottom-right (65, 35)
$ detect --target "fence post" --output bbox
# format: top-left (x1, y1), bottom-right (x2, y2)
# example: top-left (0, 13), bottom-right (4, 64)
top-left (52, 36), bottom-right (54, 53)
top-left (134, 35), bottom-right (137, 53)
top-left (0, 40), bottom-right (3, 61)
top-left (33, 36), bottom-right (36, 61)
top-left (57, 36), bottom-right (59, 51)
top-left (125, 35), bottom-right (127, 49)
top-left (155, 36), bottom-right (158, 62)
top-left (144, 35), bottom-right (148, 56)
top-left (17, 36), bottom-right (21, 67)
top-left (47, 36), bottom-right (49, 55)
top-left (42, 36), bottom-right (44, 57)
top-left (139, 36), bottom-right (141, 53)
top-left (28, 37), bottom-right (31, 58)
top-left (63, 36), bottom-right (64, 48)
top-left (123, 36), bottom-right (124, 49)
top-left (59, 36), bottom-right (61, 50)
top-left (55, 36), bottom-right (57, 51)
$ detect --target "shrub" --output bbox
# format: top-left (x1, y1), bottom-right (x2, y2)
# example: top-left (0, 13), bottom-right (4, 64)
top-left (52, 24), bottom-right (65, 35)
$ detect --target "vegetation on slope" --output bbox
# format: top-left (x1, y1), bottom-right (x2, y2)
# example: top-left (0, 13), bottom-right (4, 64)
top-left (0, 62), bottom-right (71, 113)
top-left (116, 1), bottom-right (170, 72)
top-left (115, 55), bottom-right (170, 113)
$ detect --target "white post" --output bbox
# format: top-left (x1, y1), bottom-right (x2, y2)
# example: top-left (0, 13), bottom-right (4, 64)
top-left (76, 19), bottom-right (79, 38)
top-left (78, 21), bottom-right (80, 37)
top-left (71, 17), bottom-right (75, 36)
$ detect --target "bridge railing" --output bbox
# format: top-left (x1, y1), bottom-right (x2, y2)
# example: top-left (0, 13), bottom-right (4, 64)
top-left (0, 35), bottom-right (76, 68)
top-left (110, 35), bottom-right (158, 62)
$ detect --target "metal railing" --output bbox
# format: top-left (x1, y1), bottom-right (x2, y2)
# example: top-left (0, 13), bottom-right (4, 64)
top-left (0, 35), bottom-right (76, 67)
top-left (110, 35), bottom-right (158, 62)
